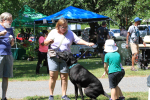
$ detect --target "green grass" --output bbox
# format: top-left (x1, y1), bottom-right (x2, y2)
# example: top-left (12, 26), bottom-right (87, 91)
top-left (1, 92), bottom-right (148, 100)
top-left (0, 58), bottom-right (149, 100)
top-left (2, 58), bottom-right (149, 82)
top-left (23, 92), bottom-right (149, 100)
top-left (9, 60), bottom-right (50, 81)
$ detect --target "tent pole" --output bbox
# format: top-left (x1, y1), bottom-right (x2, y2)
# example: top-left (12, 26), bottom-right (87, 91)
top-left (13, 27), bottom-right (17, 49)
top-left (109, 20), bottom-right (110, 30)
top-left (34, 22), bottom-right (36, 42)
top-left (76, 23), bottom-right (78, 36)
top-left (34, 22), bottom-right (36, 59)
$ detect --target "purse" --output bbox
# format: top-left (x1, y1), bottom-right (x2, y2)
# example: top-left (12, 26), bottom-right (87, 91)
top-left (48, 31), bottom-right (67, 57)
top-left (48, 49), bottom-right (57, 57)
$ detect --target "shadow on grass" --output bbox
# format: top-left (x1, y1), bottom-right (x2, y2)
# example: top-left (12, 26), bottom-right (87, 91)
top-left (12, 60), bottom-right (49, 79)
top-left (24, 96), bottom-right (48, 100)
top-left (78, 58), bottom-right (104, 70)
top-left (11, 58), bottom-right (103, 80)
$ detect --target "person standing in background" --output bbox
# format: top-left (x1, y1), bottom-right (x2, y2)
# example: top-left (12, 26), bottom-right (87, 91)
top-left (126, 17), bottom-right (146, 71)
top-left (97, 22), bottom-right (110, 64)
top-left (36, 30), bottom-right (49, 74)
top-left (0, 12), bottom-right (15, 100)
top-left (120, 26), bottom-right (127, 37)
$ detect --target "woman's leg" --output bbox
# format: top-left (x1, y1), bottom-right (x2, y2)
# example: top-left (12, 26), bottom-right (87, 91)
top-left (60, 73), bottom-right (68, 96)
top-left (36, 51), bottom-right (44, 74)
top-left (49, 71), bottom-right (58, 95)
top-left (44, 53), bottom-right (49, 74)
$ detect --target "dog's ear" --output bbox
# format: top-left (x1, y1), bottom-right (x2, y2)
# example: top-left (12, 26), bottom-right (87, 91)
top-left (69, 53), bottom-right (77, 64)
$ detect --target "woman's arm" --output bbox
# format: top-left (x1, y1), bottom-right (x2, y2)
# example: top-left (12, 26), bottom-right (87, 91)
top-left (44, 39), bottom-right (54, 46)
top-left (77, 39), bottom-right (94, 47)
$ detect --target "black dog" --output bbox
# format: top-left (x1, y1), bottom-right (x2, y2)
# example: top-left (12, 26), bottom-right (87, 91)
top-left (57, 51), bottom-right (110, 100)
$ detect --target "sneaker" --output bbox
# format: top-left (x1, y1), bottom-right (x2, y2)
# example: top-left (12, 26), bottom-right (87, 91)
top-left (131, 68), bottom-right (137, 71)
top-left (119, 96), bottom-right (125, 100)
top-left (61, 95), bottom-right (70, 100)
top-left (49, 95), bottom-right (54, 100)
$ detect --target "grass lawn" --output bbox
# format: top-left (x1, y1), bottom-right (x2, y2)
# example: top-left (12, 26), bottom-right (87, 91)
top-left (3, 57), bottom-right (150, 82)
top-left (23, 92), bottom-right (149, 100)
top-left (0, 92), bottom-right (148, 100)
top-left (0, 58), bottom-right (149, 100)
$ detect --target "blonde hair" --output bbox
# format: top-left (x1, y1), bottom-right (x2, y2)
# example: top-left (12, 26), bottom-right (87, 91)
top-left (0, 12), bottom-right (12, 22)
top-left (55, 18), bottom-right (68, 30)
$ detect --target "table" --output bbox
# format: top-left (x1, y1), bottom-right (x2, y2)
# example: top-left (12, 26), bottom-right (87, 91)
top-left (11, 48), bottom-right (26, 60)
top-left (139, 44), bottom-right (150, 59)
top-left (71, 45), bottom-right (94, 54)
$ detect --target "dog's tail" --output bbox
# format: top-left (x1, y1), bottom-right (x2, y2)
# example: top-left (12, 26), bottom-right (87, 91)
top-left (103, 91), bottom-right (111, 98)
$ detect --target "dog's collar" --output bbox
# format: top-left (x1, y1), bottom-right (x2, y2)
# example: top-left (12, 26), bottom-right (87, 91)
top-left (69, 63), bottom-right (78, 69)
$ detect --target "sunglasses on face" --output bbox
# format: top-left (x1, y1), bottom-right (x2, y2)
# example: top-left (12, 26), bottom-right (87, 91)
top-left (5, 19), bottom-right (13, 23)
top-left (60, 26), bottom-right (68, 29)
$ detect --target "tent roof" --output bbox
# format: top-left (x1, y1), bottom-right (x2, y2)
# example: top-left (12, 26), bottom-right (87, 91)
top-left (12, 5), bottom-right (55, 28)
top-left (35, 6), bottom-right (109, 24)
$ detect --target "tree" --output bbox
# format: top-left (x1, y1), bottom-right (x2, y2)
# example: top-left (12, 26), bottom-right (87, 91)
top-left (1, 0), bottom-right (150, 31)
top-left (0, 0), bottom-right (30, 18)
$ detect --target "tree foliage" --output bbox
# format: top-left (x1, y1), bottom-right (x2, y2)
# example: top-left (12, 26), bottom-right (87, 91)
top-left (0, 0), bottom-right (150, 30)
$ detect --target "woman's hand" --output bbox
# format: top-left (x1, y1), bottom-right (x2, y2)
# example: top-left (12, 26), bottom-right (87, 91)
top-left (44, 39), bottom-right (54, 46)
top-left (86, 42), bottom-right (94, 47)
top-left (0, 30), bottom-right (7, 36)
top-left (49, 39), bottom-right (54, 44)
top-left (10, 38), bottom-right (15, 46)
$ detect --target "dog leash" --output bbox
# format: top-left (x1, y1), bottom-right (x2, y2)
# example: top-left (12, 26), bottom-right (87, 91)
top-left (76, 50), bottom-right (88, 61)
top-left (76, 44), bottom-right (97, 61)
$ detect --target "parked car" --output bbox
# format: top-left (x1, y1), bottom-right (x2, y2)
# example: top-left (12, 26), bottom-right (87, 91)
top-left (109, 29), bottom-right (120, 37)
top-left (138, 25), bottom-right (150, 37)
top-left (84, 27), bottom-right (90, 33)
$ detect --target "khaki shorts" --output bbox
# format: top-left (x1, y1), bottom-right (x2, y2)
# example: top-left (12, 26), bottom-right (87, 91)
top-left (0, 55), bottom-right (13, 78)
top-left (130, 43), bottom-right (139, 54)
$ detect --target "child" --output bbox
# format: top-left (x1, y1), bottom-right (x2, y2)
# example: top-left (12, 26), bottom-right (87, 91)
top-left (103, 39), bottom-right (125, 100)
top-left (101, 64), bottom-right (125, 100)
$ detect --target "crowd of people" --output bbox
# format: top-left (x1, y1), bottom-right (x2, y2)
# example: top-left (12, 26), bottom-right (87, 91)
top-left (0, 11), bottom-right (146, 100)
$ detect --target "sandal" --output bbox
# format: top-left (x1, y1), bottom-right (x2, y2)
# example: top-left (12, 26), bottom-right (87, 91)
top-left (131, 68), bottom-right (137, 71)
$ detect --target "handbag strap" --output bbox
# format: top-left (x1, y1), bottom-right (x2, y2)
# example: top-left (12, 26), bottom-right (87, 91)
top-left (57, 30), bottom-right (67, 48)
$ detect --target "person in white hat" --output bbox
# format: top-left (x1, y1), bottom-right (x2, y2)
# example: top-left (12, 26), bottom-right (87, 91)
top-left (104, 39), bottom-right (125, 100)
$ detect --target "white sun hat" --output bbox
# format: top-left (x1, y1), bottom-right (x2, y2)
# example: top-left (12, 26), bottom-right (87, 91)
top-left (104, 39), bottom-right (118, 52)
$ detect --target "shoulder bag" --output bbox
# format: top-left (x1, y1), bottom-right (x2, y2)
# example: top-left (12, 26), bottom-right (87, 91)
top-left (48, 31), bottom-right (67, 57)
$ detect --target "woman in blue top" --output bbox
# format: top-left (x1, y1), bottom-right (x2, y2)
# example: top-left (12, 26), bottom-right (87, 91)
top-left (0, 12), bottom-right (14, 100)
top-left (104, 39), bottom-right (125, 100)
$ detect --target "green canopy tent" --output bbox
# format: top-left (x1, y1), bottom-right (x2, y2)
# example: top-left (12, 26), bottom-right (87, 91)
top-left (12, 5), bottom-right (55, 42)
top-left (11, 5), bottom-right (55, 60)
top-left (12, 5), bottom-right (55, 28)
